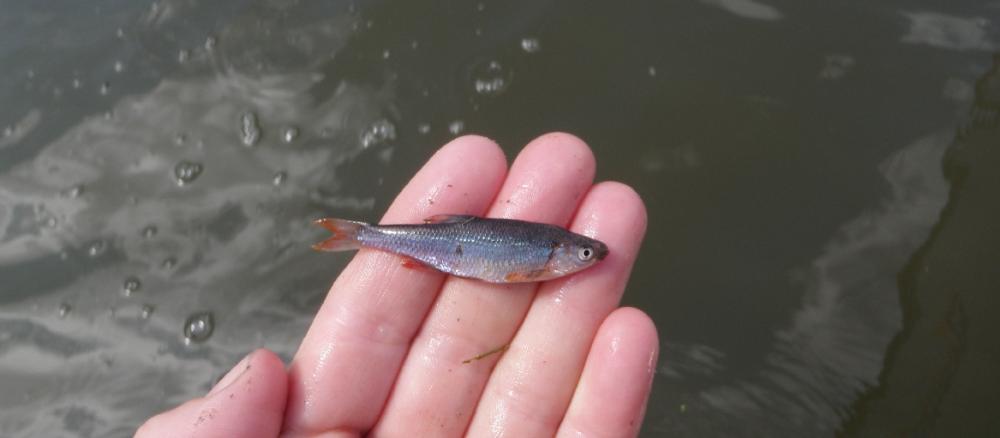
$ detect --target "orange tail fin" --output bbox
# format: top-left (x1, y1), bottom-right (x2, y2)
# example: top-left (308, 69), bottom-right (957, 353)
top-left (311, 218), bottom-right (365, 252)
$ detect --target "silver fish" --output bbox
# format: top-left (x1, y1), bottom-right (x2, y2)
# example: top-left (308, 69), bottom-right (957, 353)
top-left (312, 214), bottom-right (609, 283)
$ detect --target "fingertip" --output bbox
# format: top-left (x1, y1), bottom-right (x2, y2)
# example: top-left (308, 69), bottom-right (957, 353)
top-left (555, 307), bottom-right (660, 438)
top-left (203, 349), bottom-right (288, 437)
top-left (534, 132), bottom-right (592, 154)
top-left (441, 134), bottom-right (507, 166)
top-left (490, 132), bottom-right (597, 222)
top-left (135, 409), bottom-right (172, 438)
top-left (384, 133), bottom-right (508, 222)
top-left (523, 132), bottom-right (596, 180)
top-left (245, 348), bottom-right (289, 399)
top-left (567, 182), bottom-right (647, 282)
top-left (136, 349), bottom-right (288, 438)
top-left (587, 181), bottom-right (648, 235)
top-left (601, 307), bottom-right (660, 371)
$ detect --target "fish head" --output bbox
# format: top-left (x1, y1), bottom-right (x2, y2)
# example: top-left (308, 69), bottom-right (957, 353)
top-left (547, 234), bottom-right (609, 276)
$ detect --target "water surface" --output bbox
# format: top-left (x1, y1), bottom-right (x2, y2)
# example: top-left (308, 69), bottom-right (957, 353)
top-left (1, 0), bottom-right (998, 436)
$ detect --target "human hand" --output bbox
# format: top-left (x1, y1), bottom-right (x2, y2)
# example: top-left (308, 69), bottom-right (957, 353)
top-left (137, 133), bottom-right (658, 438)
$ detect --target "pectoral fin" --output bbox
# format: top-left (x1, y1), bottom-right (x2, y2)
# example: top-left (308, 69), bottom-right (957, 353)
top-left (401, 256), bottom-right (434, 271)
top-left (423, 214), bottom-right (477, 224)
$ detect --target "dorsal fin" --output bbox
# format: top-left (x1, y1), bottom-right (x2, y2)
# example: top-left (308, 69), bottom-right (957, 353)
top-left (423, 214), bottom-right (477, 224)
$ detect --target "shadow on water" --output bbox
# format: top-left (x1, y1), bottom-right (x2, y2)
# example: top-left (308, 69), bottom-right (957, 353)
top-left (841, 54), bottom-right (1000, 436)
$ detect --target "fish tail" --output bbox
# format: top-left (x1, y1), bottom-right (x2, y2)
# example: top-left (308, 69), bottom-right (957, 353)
top-left (311, 218), bottom-right (366, 251)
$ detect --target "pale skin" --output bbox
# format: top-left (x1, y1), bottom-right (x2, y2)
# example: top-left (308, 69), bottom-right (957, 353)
top-left (137, 133), bottom-right (659, 438)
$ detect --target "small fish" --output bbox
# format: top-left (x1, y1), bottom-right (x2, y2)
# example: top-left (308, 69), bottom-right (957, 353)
top-left (312, 214), bottom-right (608, 283)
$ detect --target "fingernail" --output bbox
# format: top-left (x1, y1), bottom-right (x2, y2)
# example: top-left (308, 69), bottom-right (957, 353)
top-left (207, 351), bottom-right (254, 397)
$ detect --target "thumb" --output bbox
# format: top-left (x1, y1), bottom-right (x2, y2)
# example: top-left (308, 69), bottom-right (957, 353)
top-left (136, 349), bottom-right (288, 438)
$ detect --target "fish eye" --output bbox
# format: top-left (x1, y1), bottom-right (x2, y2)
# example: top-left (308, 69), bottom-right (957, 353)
top-left (578, 246), bottom-right (594, 261)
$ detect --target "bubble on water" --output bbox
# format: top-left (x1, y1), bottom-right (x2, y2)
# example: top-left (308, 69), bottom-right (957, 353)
top-left (2, 126), bottom-right (12, 137)
top-left (360, 119), bottom-right (396, 148)
top-left (113, 61), bottom-right (124, 73)
top-left (72, 78), bottom-right (82, 89)
top-left (99, 81), bottom-right (110, 95)
top-left (272, 171), bottom-right (287, 186)
top-left (116, 28), bottom-right (125, 38)
top-left (174, 161), bottom-right (203, 186)
top-left (378, 148), bottom-right (394, 163)
top-left (44, 216), bottom-right (58, 228)
top-left (281, 126), bottom-right (299, 143)
top-left (141, 225), bottom-right (158, 238)
top-left (122, 276), bottom-right (141, 296)
top-left (205, 36), bottom-right (217, 51)
top-left (476, 2), bottom-right (486, 12)
top-left (62, 184), bottom-right (84, 198)
top-left (471, 60), bottom-right (511, 97)
top-left (648, 66), bottom-right (657, 77)
top-left (448, 120), bottom-right (465, 135)
top-left (819, 54), bottom-right (855, 80)
top-left (174, 133), bottom-right (188, 145)
top-left (417, 123), bottom-right (431, 134)
top-left (141, 304), bottom-right (155, 320)
top-left (520, 37), bottom-right (541, 53)
top-left (411, 40), bottom-right (419, 50)
top-left (183, 311), bottom-right (215, 343)
top-left (58, 303), bottom-right (71, 318)
top-left (382, 49), bottom-right (391, 60)
top-left (26, 69), bottom-right (35, 80)
top-left (87, 240), bottom-right (107, 257)
top-left (240, 111), bottom-right (261, 147)
top-left (178, 49), bottom-right (190, 63)
top-left (474, 28), bottom-right (483, 37)
top-left (161, 256), bottom-right (177, 270)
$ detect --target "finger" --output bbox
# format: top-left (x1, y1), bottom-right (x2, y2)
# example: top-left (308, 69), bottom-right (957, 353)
top-left (557, 308), bottom-right (659, 438)
top-left (371, 133), bottom-right (596, 437)
top-left (465, 182), bottom-right (648, 437)
top-left (136, 349), bottom-right (287, 438)
top-left (282, 136), bottom-right (507, 437)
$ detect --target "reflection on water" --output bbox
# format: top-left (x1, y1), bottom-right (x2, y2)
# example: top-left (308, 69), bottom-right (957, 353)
top-left (654, 132), bottom-right (950, 435)
top-left (1, 0), bottom-right (998, 436)
top-left (843, 54), bottom-right (1000, 437)
top-left (699, 0), bottom-right (783, 21)
top-left (0, 2), bottom-right (392, 435)
top-left (902, 12), bottom-right (995, 51)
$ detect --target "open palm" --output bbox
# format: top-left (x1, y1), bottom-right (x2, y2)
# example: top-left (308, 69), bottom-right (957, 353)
top-left (137, 133), bottom-right (658, 438)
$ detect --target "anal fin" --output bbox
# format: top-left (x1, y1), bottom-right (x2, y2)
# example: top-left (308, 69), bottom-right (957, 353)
top-left (401, 256), bottom-right (434, 271)
top-left (503, 269), bottom-right (548, 283)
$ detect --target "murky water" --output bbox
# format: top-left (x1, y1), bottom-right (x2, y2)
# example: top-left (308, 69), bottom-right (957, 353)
top-left (2, 1), bottom-right (998, 436)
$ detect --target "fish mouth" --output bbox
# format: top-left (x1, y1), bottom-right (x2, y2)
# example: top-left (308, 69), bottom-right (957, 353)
top-left (595, 242), bottom-right (610, 260)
